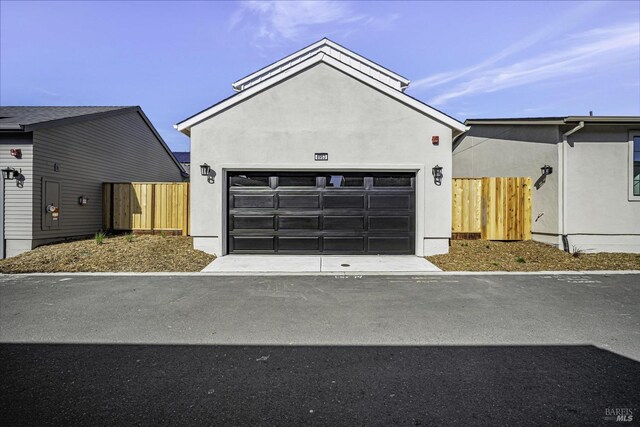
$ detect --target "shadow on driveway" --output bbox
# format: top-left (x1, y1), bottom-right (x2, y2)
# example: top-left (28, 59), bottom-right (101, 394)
top-left (1, 344), bottom-right (639, 425)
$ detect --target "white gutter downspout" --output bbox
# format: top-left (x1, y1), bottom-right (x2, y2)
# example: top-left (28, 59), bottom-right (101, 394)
top-left (559, 121), bottom-right (584, 252)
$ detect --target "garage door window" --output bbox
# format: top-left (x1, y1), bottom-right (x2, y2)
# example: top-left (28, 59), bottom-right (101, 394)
top-left (326, 175), bottom-right (364, 188)
top-left (230, 174), bottom-right (270, 187)
top-left (373, 175), bottom-right (412, 187)
top-left (278, 176), bottom-right (318, 187)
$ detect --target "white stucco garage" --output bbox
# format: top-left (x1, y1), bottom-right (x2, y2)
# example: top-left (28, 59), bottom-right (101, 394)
top-left (176, 39), bottom-right (465, 257)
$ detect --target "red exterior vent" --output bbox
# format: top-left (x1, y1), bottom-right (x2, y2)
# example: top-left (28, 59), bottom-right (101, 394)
top-left (10, 148), bottom-right (22, 158)
top-left (431, 136), bottom-right (439, 145)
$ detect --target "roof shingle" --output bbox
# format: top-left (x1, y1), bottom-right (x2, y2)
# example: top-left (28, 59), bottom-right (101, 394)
top-left (0, 106), bottom-right (133, 129)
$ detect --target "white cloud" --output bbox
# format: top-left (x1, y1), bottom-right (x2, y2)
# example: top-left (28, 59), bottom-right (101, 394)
top-left (411, 1), bottom-right (607, 91)
top-left (420, 21), bottom-right (639, 106)
top-left (229, 1), bottom-right (383, 46)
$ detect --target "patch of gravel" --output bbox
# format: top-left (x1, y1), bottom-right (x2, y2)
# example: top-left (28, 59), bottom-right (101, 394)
top-left (427, 240), bottom-right (640, 272)
top-left (0, 235), bottom-right (215, 273)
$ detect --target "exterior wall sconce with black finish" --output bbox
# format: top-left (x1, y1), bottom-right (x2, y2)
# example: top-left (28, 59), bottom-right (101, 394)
top-left (541, 165), bottom-right (553, 176)
top-left (432, 165), bottom-right (443, 186)
top-left (1, 167), bottom-right (20, 180)
top-left (200, 163), bottom-right (215, 184)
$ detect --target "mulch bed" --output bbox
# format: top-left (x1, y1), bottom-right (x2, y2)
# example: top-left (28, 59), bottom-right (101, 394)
top-left (427, 240), bottom-right (640, 271)
top-left (0, 235), bottom-right (215, 273)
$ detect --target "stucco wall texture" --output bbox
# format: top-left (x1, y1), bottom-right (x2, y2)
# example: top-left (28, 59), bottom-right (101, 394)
top-left (454, 124), bottom-right (640, 253)
top-left (189, 63), bottom-right (456, 256)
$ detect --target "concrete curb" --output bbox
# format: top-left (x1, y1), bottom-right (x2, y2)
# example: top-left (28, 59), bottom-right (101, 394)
top-left (2, 270), bottom-right (639, 277)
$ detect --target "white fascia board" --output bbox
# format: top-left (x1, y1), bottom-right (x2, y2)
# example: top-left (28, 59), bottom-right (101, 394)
top-left (322, 39), bottom-right (410, 86)
top-left (232, 39), bottom-right (327, 90)
top-left (176, 52), bottom-right (464, 134)
top-left (177, 53), bottom-right (324, 133)
top-left (232, 38), bottom-right (410, 92)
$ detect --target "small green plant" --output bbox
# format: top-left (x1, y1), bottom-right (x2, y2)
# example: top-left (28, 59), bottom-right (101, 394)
top-left (461, 242), bottom-right (468, 247)
top-left (125, 233), bottom-right (135, 243)
top-left (160, 231), bottom-right (168, 238)
top-left (515, 257), bottom-right (526, 263)
top-left (486, 244), bottom-right (491, 249)
top-left (571, 246), bottom-right (584, 258)
top-left (94, 231), bottom-right (106, 245)
top-left (492, 262), bottom-right (500, 267)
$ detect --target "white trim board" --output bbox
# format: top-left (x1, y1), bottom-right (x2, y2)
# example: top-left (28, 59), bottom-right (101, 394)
top-left (232, 38), bottom-right (410, 92)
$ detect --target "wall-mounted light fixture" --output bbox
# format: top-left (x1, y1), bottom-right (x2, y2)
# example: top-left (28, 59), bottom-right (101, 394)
top-left (200, 163), bottom-right (215, 184)
top-left (1, 167), bottom-right (20, 180)
top-left (541, 165), bottom-right (553, 176)
top-left (432, 165), bottom-right (443, 186)
top-left (78, 196), bottom-right (89, 206)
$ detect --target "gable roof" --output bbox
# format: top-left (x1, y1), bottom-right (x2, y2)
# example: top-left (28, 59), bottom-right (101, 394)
top-left (232, 38), bottom-right (410, 93)
top-left (0, 106), bottom-right (186, 174)
top-left (176, 50), bottom-right (465, 136)
top-left (0, 106), bottom-right (135, 131)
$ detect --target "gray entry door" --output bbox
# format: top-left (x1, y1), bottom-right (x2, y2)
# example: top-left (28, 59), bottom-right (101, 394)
top-left (228, 172), bottom-right (415, 255)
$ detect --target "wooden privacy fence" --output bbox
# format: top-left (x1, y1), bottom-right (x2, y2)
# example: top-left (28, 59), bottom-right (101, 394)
top-left (103, 182), bottom-right (190, 235)
top-left (452, 177), bottom-right (532, 241)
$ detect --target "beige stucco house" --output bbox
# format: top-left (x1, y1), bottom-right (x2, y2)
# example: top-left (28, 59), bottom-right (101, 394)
top-left (454, 116), bottom-right (640, 253)
top-left (176, 39), bottom-right (466, 257)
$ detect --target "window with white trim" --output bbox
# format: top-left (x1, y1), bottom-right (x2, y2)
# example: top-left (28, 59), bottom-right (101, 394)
top-left (632, 134), bottom-right (640, 198)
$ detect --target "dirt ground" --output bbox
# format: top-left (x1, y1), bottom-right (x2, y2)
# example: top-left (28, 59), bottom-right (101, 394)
top-left (0, 234), bottom-right (215, 273)
top-left (427, 240), bottom-right (640, 272)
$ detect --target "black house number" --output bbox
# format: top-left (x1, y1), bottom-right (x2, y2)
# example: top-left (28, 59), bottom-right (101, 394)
top-left (315, 153), bottom-right (328, 161)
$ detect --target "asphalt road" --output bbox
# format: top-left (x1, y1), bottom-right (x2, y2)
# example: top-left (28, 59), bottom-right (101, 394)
top-left (1, 273), bottom-right (639, 425)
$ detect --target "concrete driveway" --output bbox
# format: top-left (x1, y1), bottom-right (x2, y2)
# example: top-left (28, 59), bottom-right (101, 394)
top-left (201, 254), bottom-right (441, 273)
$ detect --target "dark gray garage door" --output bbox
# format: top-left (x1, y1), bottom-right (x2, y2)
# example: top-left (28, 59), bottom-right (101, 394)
top-left (228, 172), bottom-right (415, 254)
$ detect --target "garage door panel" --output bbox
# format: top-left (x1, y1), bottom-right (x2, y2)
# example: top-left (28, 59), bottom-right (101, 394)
top-left (323, 236), bottom-right (365, 252)
top-left (231, 236), bottom-right (274, 251)
top-left (368, 216), bottom-right (411, 231)
top-left (233, 194), bottom-right (275, 209)
top-left (323, 194), bottom-right (365, 209)
top-left (278, 216), bottom-right (320, 230)
top-left (368, 236), bottom-right (412, 253)
top-left (278, 237), bottom-right (320, 251)
top-left (232, 215), bottom-right (275, 230)
top-left (228, 172), bottom-right (414, 254)
top-left (324, 216), bottom-right (365, 231)
top-left (369, 194), bottom-right (411, 210)
top-left (279, 194), bottom-right (319, 208)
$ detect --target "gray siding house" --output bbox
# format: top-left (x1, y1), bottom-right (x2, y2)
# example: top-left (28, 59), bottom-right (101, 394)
top-left (0, 106), bottom-right (185, 258)
top-left (176, 39), bottom-right (465, 257)
top-left (453, 116), bottom-right (640, 253)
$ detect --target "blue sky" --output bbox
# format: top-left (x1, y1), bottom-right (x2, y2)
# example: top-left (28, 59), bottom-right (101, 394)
top-left (1, 1), bottom-right (638, 152)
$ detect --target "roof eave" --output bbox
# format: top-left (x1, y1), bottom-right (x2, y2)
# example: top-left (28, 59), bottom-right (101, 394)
top-left (232, 38), bottom-right (410, 92)
top-left (0, 124), bottom-right (24, 131)
top-left (564, 116), bottom-right (640, 124)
